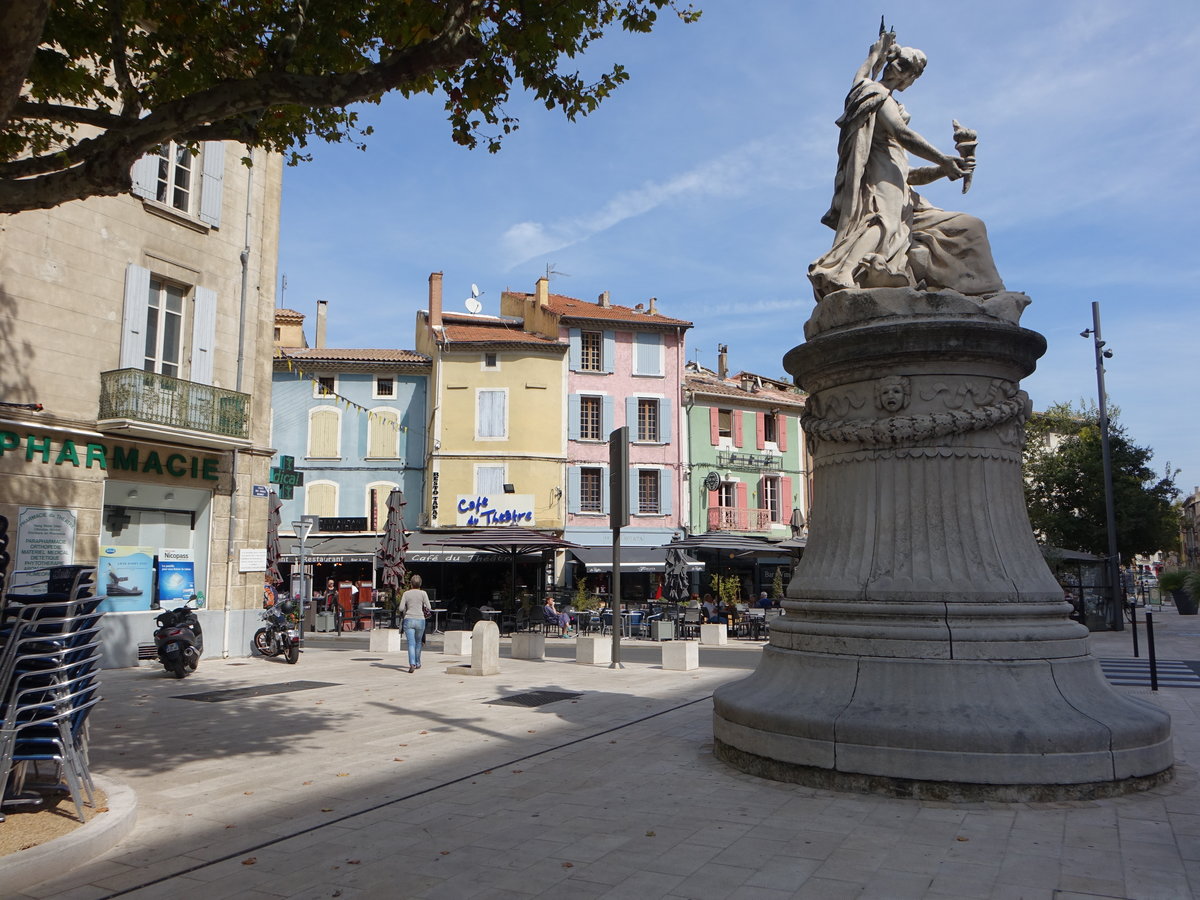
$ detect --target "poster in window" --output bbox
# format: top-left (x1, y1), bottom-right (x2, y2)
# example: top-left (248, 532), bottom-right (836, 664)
top-left (157, 548), bottom-right (196, 607)
top-left (14, 506), bottom-right (77, 577)
top-left (97, 545), bottom-right (156, 612)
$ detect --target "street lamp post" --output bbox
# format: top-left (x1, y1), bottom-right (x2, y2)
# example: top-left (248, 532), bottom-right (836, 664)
top-left (1080, 301), bottom-right (1123, 632)
top-left (292, 518), bottom-right (314, 644)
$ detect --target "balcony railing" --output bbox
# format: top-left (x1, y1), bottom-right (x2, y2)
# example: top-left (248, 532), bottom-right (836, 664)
top-left (717, 450), bottom-right (782, 470)
top-left (99, 368), bottom-right (250, 441)
top-left (708, 506), bottom-right (774, 532)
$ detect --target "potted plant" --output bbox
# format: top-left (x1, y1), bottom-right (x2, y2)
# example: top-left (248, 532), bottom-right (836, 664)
top-left (1158, 570), bottom-right (1197, 615)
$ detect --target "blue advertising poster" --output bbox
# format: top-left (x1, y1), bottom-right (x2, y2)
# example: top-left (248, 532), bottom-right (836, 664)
top-left (156, 548), bottom-right (196, 608)
top-left (97, 546), bottom-right (156, 612)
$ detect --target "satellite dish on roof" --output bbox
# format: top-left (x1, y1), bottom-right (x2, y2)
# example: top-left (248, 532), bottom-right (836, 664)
top-left (464, 283), bottom-right (484, 314)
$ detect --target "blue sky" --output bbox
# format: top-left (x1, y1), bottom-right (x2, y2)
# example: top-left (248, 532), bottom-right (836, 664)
top-left (279, 0), bottom-right (1200, 500)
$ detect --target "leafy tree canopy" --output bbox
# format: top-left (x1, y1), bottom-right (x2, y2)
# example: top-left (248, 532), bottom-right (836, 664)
top-left (1024, 401), bottom-right (1180, 561)
top-left (0, 0), bottom-right (699, 213)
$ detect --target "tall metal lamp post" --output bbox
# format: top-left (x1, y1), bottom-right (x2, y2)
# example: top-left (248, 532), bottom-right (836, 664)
top-left (292, 518), bottom-right (314, 642)
top-left (1080, 301), bottom-right (1123, 631)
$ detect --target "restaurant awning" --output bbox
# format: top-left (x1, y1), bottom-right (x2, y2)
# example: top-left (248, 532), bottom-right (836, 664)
top-left (569, 546), bottom-right (704, 573)
top-left (280, 531), bottom-right (501, 564)
top-left (661, 532), bottom-right (790, 556)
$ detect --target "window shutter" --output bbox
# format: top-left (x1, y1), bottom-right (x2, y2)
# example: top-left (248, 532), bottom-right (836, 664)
top-left (633, 332), bottom-right (662, 375)
top-left (120, 264), bottom-right (152, 369)
top-left (368, 411), bottom-right (398, 457)
top-left (736, 481), bottom-right (748, 511)
top-left (567, 466), bottom-right (581, 513)
top-left (600, 465), bottom-right (610, 514)
top-left (659, 397), bottom-right (672, 444)
top-left (190, 285), bottom-right (217, 384)
top-left (198, 141), bottom-right (225, 227)
top-left (709, 407), bottom-right (720, 445)
top-left (568, 394), bottom-right (581, 441)
top-left (756, 411), bottom-right (766, 449)
top-left (781, 476), bottom-right (794, 524)
top-left (779, 414), bottom-right (789, 452)
top-left (660, 469), bottom-right (673, 516)
top-left (602, 396), bottom-right (614, 436)
top-left (309, 409), bottom-right (340, 458)
top-left (625, 397), bottom-right (637, 434)
top-left (130, 154), bottom-right (157, 200)
top-left (733, 410), bottom-right (744, 447)
top-left (602, 331), bottom-right (615, 374)
top-left (629, 470), bottom-right (639, 515)
top-left (307, 483), bottom-right (337, 518)
top-left (708, 488), bottom-right (719, 508)
top-left (568, 328), bottom-right (581, 371)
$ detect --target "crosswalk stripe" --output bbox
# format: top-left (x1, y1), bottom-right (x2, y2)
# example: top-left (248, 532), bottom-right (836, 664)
top-left (1099, 658), bottom-right (1200, 688)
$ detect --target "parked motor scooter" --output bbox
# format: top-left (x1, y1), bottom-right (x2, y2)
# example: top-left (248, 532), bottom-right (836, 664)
top-left (154, 597), bottom-right (204, 678)
top-left (253, 596), bottom-right (301, 664)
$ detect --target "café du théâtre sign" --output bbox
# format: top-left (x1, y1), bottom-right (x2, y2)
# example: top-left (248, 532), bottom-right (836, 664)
top-left (456, 494), bottom-right (535, 527)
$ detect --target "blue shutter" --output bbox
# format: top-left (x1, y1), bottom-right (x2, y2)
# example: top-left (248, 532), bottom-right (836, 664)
top-left (567, 466), bottom-right (581, 513)
top-left (568, 328), bottom-right (582, 371)
top-left (629, 469), bottom-right (640, 516)
top-left (659, 397), bottom-right (672, 444)
top-left (190, 285), bottom-right (217, 384)
top-left (130, 153), bottom-right (157, 200)
top-left (602, 395), bottom-right (614, 436)
top-left (600, 465), bottom-right (610, 514)
top-left (568, 394), bottom-right (581, 441)
top-left (602, 331), bottom-right (615, 374)
top-left (120, 264), bottom-right (152, 368)
top-left (660, 469), bottom-right (673, 516)
top-left (626, 397), bottom-right (637, 437)
top-left (634, 332), bottom-right (662, 375)
top-left (198, 141), bottom-right (225, 227)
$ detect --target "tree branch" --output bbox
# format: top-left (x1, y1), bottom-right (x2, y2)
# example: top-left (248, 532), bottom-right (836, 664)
top-left (0, 0), bottom-right (52, 127)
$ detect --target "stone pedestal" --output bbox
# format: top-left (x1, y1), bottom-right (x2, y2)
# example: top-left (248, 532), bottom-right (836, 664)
top-left (446, 621), bottom-right (500, 676)
top-left (662, 640), bottom-right (699, 671)
top-left (443, 630), bottom-right (471, 657)
top-left (699, 624), bottom-right (728, 646)
top-left (576, 635), bottom-right (611, 666)
top-left (368, 628), bottom-right (404, 653)
top-left (511, 632), bottom-right (545, 660)
top-left (713, 288), bottom-right (1173, 799)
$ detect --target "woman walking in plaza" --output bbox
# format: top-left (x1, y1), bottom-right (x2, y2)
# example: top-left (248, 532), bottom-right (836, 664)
top-left (398, 574), bottom-right (432, 673)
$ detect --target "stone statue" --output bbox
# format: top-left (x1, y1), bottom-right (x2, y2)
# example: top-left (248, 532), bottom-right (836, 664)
top-left (809, 24), bottom-right (1005, 301)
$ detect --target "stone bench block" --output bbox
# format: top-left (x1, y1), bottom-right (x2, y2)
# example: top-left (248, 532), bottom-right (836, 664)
top-left (511, 632), bottom-right (545, 660)
top-left (700, 623), bottom-right (728, 646)
top-left (369, 628), bottom-right (405, 653)
top-left (443, 630), bottom-right (472, 656)
top-left (576, 635), bottom-right (612, 666)
top-left (446, 620), bottom-right (500, 676)
top-left (662, 640), bottom-right (699, 671)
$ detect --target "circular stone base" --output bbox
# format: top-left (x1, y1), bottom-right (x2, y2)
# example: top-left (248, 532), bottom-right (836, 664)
top-left (714, 738), bottom-right (1175, 802)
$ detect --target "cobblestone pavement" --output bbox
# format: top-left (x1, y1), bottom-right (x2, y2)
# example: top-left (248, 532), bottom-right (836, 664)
top-left (11, 608), bottom-right (1200, 900)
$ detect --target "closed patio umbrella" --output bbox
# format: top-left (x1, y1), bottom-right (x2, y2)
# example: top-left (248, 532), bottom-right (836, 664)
top-left (664, 546), bottom-right (690, 604)
top-left (378, 490), bottom-right (409, 624)
top-left (265, 491), bottom-right (284, 588)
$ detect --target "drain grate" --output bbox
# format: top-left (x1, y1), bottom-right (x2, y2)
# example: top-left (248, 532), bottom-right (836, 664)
top-left (176, 681), bottom-right (338, 702)
top-left (487, 690), bottom-right (583, 708)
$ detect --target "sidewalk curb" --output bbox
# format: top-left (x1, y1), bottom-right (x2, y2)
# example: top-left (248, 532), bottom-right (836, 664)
top-left (0, 774), bottom-right (138, 894)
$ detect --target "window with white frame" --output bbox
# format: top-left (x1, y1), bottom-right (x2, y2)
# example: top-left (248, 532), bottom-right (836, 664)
top-left (580, 396), bottom-right (602, 440)
top-left (580, 331), bottom-right (603, 371)
top-left (637, 469), bottom-right (660, 514)
top-left (633, 332), bottom-right (663, 376)
top-left (307, 408), bottom-right (341, 458)
top-left (476, 389), bottom-right (507, 439)
top-left (637, 398), bottom-right (659, 442)
top-left (483, 352), bottom-right (499, 370)
top-left (762, 476), bottom-right (781, 522)
top-left (121, 264), bottom-right (216, 385)
top-left (131, 140), bottom-right (225, 227)
top-left (155, 142), bottom-right (195, 213)
top-left (718, 481), bottom-right (736, 508)
top-left (718, 409), bottom-right (733, 439)
top-left (580, 468), bottom-right (603, 512)
top-left (314, 375), bottom-right (336, 397)
top-left (374, 376), bottom-right (394, 398)
top-left (476, 465), bottom-right (505, 496)
top-left (366, 409), bottom-right (400, 458)
top-left (144, 279), bottom-right (186, 377)
top-left (763, 412), bottom-right (779, 444)
top-left (305, 481), bottom-right (337, 518)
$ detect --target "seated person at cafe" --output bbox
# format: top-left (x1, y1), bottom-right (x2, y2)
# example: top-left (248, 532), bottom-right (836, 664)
top-left (700, 594), bottom-right (718, 623)
top-left (758, 591), bottom-right (773, 611)
top-left (543, 596), bottom-right (571, 637)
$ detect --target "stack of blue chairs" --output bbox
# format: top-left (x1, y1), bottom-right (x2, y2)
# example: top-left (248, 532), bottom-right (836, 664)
top-left (0, 566), bottom-right (102, 823)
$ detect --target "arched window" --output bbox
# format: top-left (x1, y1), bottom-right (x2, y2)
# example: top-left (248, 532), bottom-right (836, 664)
top-left (307, 407), bottom-right (341, 458)
top-left (367, 408), bottom-right (400, 458)
top-left (305, 481), bottom-right (338, 518)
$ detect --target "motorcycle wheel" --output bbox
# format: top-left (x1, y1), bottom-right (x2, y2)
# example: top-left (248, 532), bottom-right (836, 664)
top-left (285, 641), bottom-right (300, 665)
top-left (169, 658), bottom-right (188, 679)
top-left (253, 627), bottom-right (277, 657)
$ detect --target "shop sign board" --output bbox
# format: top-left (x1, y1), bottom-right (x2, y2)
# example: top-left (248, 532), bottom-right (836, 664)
top-left (157, 547), bottom-right (196, 606)
top-left (14, 506), bottom-right (77, 577)
top-left (0, 430), bottom-right (219, 480)
top-left (97, 545), bottom-right (156, 612)
top-left (455, 494), bottom-right (535, 527)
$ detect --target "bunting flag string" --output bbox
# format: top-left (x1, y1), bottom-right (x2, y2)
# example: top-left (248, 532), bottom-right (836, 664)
top-left (276, 352), bottom-right (408, 433)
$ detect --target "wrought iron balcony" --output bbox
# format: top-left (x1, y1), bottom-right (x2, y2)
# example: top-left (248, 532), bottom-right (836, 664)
top-left (99, 368), bottom-right (251, 446)
top-left (708, 506), bottom-right (773, 532)
top-left (716, 450), bottom-right (782, 470)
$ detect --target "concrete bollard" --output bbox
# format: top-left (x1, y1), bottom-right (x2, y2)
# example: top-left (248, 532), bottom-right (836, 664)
top-left (662, 640), bottom-right (699, 671)
top-left (575, 635), bottom-right (612, 666)
top-left (699, 623), bottom-right (728, 646)
top-left (446, 620), bottom-right (500, 676)
top-left (511, 632), bottom-right (546, 660)
top-left (443, 630), bottom-right (472, 656)
top-left (369, 628), bottom-right (405, 653)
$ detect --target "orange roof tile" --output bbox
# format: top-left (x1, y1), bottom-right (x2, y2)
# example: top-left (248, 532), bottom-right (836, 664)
top-left (439, 316), bottom-right (563, 348)
top-left (277, 348), bottom-right (429, 365)
top-left (506, 291), bottom-right (692, 327)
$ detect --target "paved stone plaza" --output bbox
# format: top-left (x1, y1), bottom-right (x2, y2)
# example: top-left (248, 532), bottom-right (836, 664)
top-left (6, 611), bottom-right (1200, 899)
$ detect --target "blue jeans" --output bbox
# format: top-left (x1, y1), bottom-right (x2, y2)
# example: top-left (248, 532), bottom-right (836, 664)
top-left (403, 617), bottom-right (426, 667)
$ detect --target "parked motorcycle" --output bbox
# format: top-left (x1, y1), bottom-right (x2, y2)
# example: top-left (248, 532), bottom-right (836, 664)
top-left (154, 598), bottom-right (204, 678)
top-left (254, 597), bottom-right (301, 664)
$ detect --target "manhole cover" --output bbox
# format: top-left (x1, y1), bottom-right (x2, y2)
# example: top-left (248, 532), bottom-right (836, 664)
top-left (487, 690), bottom-right (583, 708)
top-left (176, 681), bottom-right (338, 702)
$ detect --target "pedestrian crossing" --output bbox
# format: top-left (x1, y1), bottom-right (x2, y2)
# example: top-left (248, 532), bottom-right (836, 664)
top-left (1099, 658), bottom-right (1200, 689)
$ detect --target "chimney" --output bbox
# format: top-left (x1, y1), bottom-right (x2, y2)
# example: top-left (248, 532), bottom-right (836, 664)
top-left (598, 290), bottom-right (610, 308)
top-left (315, 300), bottom-right (328, 349)
top-left (535, 277), bottom-right (549, 307)
top-left (717, 343), bottom-right (728, 380)
top-left (429, 271), bottom-right (443, 329)
top-left (648, 297), bottom-right (658, 315)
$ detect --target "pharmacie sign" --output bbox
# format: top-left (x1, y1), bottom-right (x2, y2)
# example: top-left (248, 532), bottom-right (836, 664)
top-left (0, 430), bottom-right (219, 481)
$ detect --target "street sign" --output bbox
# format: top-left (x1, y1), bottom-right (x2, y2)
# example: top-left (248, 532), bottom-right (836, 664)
top-left (252, 485), bottom-right (269, 498)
